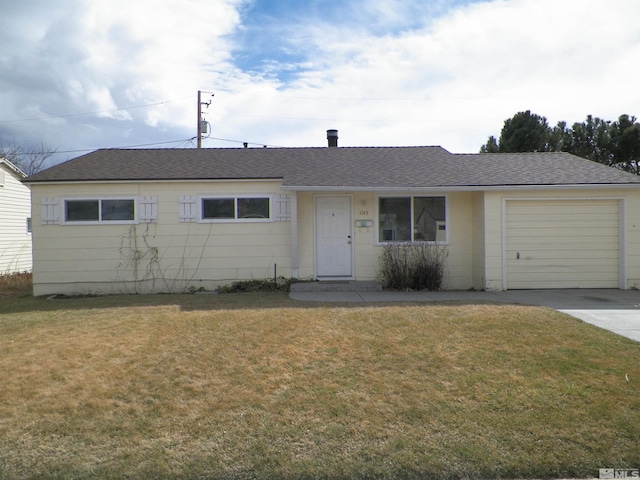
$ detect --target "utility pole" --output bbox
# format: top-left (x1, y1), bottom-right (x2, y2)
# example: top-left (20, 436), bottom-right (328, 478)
top-left (197, 90), bottom-right (213, 149)
top-left (197, 90), bottom-right (202, 149)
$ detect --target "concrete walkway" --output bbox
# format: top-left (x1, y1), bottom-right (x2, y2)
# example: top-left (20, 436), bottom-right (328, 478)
top-left (290, 282), bottom-right (640, 342)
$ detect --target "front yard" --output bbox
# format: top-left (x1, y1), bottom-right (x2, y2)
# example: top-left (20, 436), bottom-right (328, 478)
top-left (1, 292), bottom-right (639, 479)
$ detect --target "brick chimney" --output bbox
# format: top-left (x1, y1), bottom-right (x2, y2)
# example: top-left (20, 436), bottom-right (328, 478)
top-left (327, 129), bottom-right (338, 147)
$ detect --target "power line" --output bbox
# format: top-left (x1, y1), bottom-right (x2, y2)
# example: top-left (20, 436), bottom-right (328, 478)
top-left (13, 135), bottom-right (287, 156)
top-left (0, 97), bottom-right (191, 124)
top-left (207, 136), bottom-right (285, 148)
top-left (17, 138), bottom-right (198, 156)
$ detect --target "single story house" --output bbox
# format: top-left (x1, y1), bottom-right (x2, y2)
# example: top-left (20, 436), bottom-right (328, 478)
top-left (1, 158), bottom-right (32, 274)
top-left (24, 131), bottom-right (640, 296)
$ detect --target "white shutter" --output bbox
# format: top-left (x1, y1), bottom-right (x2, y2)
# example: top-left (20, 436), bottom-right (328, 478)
top-left (41, 197), bottom-right (60, 225)
top-left (139, 196), bottom-right (158, 223)
top-left (273, 194), bottom-right (291, 222)
top-left (179, 195), bottom-right (197, 222)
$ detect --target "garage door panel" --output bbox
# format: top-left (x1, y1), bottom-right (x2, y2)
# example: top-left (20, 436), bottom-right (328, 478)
top-left (506, 200), bottom-right (620, 289)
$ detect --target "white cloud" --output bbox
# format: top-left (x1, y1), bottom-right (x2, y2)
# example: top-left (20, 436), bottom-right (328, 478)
top-left (212, 0), bottom-right (640, 151)
top-left (0, 0), bottom-right (246, 153)
top-left (1, 0), bottom-right (639, 162)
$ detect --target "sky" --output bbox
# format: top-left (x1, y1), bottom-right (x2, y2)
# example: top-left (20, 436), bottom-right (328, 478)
top-left (1, 0), bottom-right (639, 168)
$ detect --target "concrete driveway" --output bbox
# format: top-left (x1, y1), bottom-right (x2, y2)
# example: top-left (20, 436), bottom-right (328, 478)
top-left (290, 283), bottom-right (640, 342)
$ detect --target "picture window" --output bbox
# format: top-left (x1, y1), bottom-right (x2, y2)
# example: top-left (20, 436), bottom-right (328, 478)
top-left (378, 196), bottom-right (446, 242)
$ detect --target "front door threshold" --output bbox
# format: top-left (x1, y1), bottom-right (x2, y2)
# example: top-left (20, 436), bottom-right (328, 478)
top-left (315, 277), bottom-right (355, 282)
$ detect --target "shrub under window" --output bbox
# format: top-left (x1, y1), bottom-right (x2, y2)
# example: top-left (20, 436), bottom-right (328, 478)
top-left (378, 196), bottom-right (446, 242)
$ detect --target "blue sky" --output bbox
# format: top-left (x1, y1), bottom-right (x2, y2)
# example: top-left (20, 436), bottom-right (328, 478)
top-left (1, 0), bottom-right (639, 168)
top-left (233, 1), bottom-right (482, 80)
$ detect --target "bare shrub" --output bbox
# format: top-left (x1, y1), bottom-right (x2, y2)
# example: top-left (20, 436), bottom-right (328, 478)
top-left (0, 271), bottom-right (33, 296)
top-left (378, 243), bottom-right (448, 291)
top-left (411, 242), bottom-right (449, 291)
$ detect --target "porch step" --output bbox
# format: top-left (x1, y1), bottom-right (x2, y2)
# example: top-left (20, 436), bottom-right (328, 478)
top-left (290, 281), bottom-right (383, 293)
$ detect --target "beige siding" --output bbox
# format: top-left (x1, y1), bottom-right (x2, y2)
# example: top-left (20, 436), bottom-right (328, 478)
top-left (30, 180), bottom-right (640, 295)
top-left (31, 181), bottom-right (293, 295)
top-left (0, 163), bottom-right (32, 273)
top-left (471, 192), bottom-right (485, 290)
top-left (298, 191), bottom-right (477, 290)
top-left (295, 192), bottom-right (315, 280)
top-left (506, 199), bottom-right (619, 289)
top-left (444, 192), bottom-right (474, 289)
top-left (352, 192), bottom-right (379, 280)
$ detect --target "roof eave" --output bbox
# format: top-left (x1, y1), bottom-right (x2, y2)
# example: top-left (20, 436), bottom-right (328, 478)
top-left (281, 183), bottom-right (640, 192)
top-left (1, 158), bottom-right (27, 178)
top-left (23, 176), bottom-right (285, 185)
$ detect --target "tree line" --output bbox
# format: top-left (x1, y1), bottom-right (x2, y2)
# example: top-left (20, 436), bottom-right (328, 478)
top-left (480, 111), bottom-right (640, 175)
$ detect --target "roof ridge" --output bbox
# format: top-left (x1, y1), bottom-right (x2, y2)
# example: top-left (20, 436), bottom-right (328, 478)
top-left (96, 145), bottom-right (447, 152)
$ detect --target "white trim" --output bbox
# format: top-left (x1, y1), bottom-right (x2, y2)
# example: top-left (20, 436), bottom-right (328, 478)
top-left (24, 178), bottom-right (283, 186)
top-left (0, 158), bottom-right (27, 178)
top-left (24, 179), bottom-right (640, 191)
top-left (197, 194), bottom-right (274, 223)
top-left (60, 197), bottom-right (138, 225)
top-left (282, 184), bottom-right (640, 193)
top-left (290, 193), bottom-right (299, 278)
top-left (501, 196), bottom-right (625, 290)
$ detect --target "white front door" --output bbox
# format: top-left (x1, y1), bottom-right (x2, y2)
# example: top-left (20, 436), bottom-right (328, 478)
top-left (315, 196), bottom-right (353, 277)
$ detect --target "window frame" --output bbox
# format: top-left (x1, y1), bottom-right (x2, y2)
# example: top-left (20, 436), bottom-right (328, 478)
top-left (61, 197), bottom-right (138, 225)
top-left (375, 194), bottom-right (449, 244)
top-left (198, 195), bottom-right (273, 223)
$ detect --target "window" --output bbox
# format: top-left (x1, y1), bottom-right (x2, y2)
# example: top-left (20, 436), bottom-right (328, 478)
top-left (378, 196), bottom-right (446, 242)
top-left (26, 217), bottom-right (32, 233)
top-left (64, 198), bottom-right (136, 223)
top-left (201, 196), bottom-right (271, 221)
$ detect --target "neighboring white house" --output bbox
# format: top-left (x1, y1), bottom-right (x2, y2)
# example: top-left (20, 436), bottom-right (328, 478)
top-left (23, 131), bottom-right (640, 296)
top-left (0, 158), bottom-right (32, 274)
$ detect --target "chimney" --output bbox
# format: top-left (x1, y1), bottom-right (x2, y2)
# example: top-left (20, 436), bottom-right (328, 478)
top-left (327, 129), bottom-right (338, 147)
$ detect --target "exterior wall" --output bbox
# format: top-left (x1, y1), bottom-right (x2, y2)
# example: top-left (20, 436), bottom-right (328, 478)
top-left (295, 191), bottom-right (478, 290)
top-left (31, 181), bottom-right (640, 295)
top-left (471, 192), bottom-right (486, 290)
top-left (31, 181), bottom-right (293, 295)
top-left (482, 188), bottom-right (640, 290)
top-left (295, 191), bottom-right (315, 280)
top-left (352, 192), bottom-right (379, 280)
top-left (0, 163), bottom-right (32, 273)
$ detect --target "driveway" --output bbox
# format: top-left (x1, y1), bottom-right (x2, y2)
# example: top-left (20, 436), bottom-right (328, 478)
top-left (290, 283), bottom-right (640, 342)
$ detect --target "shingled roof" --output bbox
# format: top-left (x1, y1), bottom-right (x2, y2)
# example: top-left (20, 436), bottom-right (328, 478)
top-left (24, 146), bottom-right (640, 189)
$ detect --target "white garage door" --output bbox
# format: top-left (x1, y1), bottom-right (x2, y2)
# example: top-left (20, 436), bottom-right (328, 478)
top-left (505, 199), bottom-right (620, 289)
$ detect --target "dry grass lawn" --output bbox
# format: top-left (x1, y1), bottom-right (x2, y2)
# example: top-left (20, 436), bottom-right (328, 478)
top-left (1, 291), bottom-right (639, 479)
